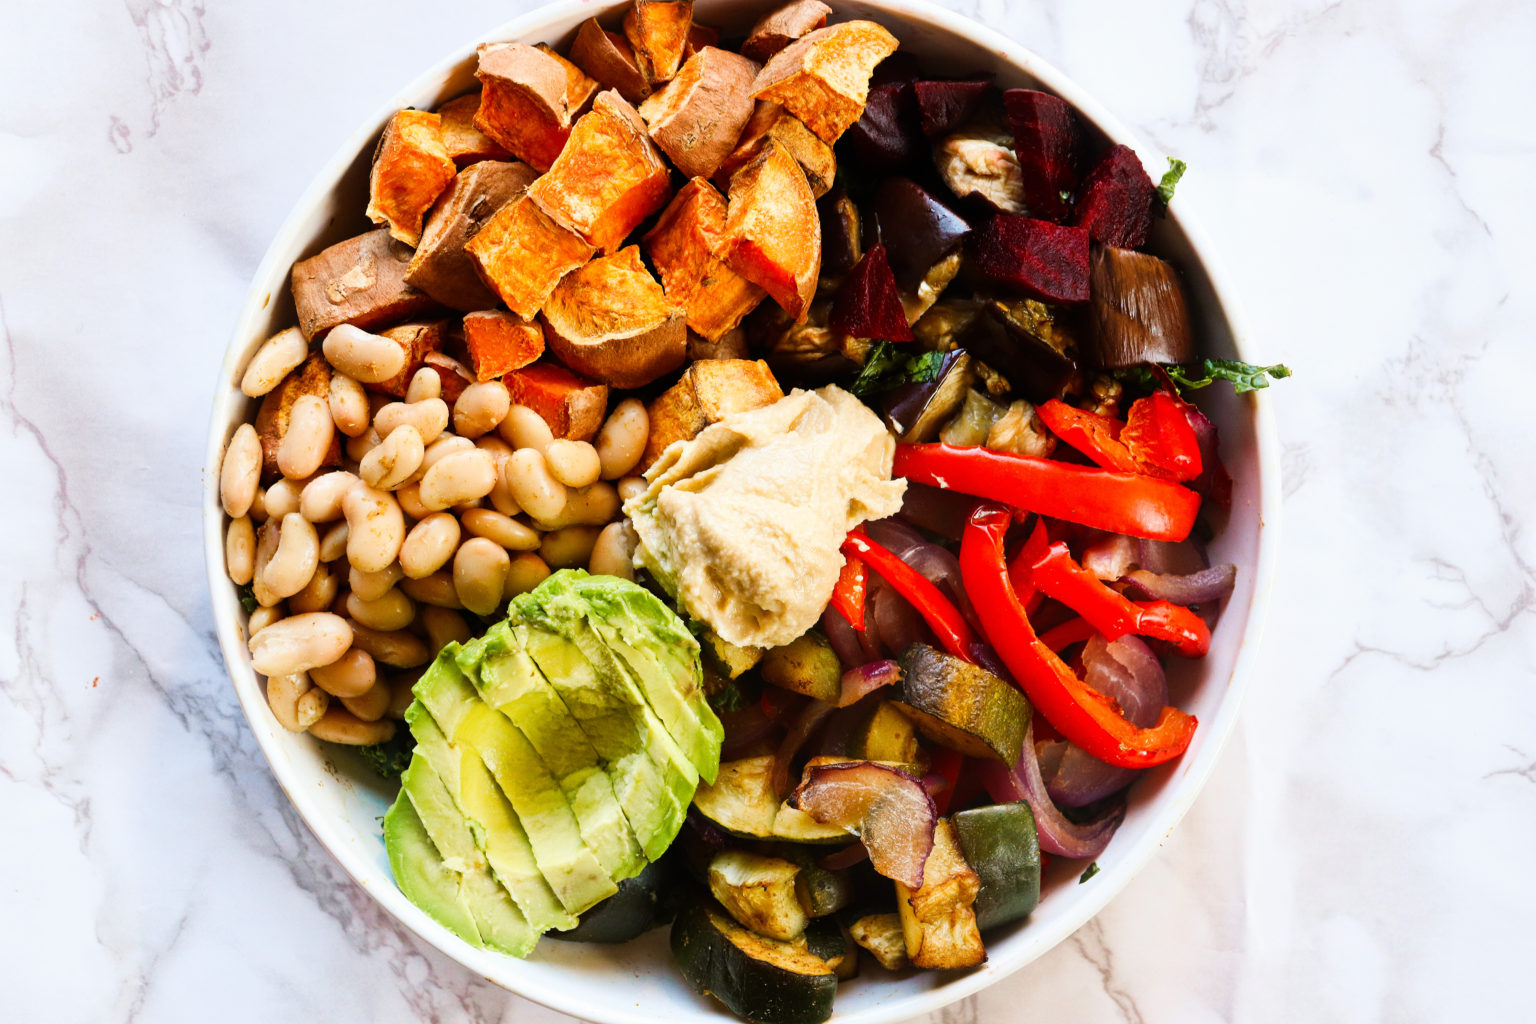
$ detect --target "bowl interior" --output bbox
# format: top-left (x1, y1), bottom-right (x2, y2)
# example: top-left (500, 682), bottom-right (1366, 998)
top-left (205, 2), bottom-right (1278, 1021)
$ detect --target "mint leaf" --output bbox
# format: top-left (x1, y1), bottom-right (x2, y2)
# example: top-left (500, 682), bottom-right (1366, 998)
top-left (1155, 158), bottom-right (1187, 208)
top-left (1115, 359), bottom-right (1291, 396)
top-left (849, 342), bottom-right (946, 399)
top-left (1079, 861), bottom-right (1100, 883)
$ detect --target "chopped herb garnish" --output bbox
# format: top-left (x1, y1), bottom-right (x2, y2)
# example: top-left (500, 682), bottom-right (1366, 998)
top-left (1155, 158), bottom-right (1187, 208)
top-left (848, 341), bottom-right (946, 399)
top-left (356, 732), bottom-right (415, 780)
top-left (1079, 861), bottom-right (1100, 883)
top-left (708, 680), bottom-right (749, 713)
top-left (237, 584), bottom-right (258, 614)
top-left (1115, 359), bottom-right (1292, 396)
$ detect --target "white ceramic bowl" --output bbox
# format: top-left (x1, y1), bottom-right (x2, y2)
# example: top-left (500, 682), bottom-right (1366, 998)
top-left (204, 1), bottom-right (1280, 1020)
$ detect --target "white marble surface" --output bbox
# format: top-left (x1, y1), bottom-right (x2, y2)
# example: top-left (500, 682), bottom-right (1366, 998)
top-left (1, 0), bottom-right (1531, 1020)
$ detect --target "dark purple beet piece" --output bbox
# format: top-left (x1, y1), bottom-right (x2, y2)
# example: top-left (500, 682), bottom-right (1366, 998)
top-left (913, 77), bottom-right (993, 138)
top-left (843, 82), bottom-right (925, 170)
top-left (830, 244), bottom-right (914, 342)
top-left (1073, 144), bottom-right (1155, 248)
top-left (870, 50), bottom-right (921, 86)
top-left (1003, 89), bottom-right (1082, 222)
top-left (870, 177), bottom-right (972, 293)
top-left (969, 214), bottom-right (1090, 304)
top-left (955, 304), bottom-right (1077, 404)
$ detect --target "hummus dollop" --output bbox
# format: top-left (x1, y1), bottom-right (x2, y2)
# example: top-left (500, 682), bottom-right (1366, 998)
top-left (626, 385), bottom-right (906, 649)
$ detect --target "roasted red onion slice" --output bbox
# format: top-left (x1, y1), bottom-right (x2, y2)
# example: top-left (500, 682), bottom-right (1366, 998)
top-left (823, 607), bottom-right (869, 668)
top-left (1123, 564), bottom-right (1237, 607)
top-left (818, 842), bottom-right (871, 870)
top-left (790, 761), bottom-right (938, 888)
top-left (837, 659), bottom-right (901, 706)
top-left (1136, 536), bottom-right (1207, 576)
top-left (898, 483), bottom-right (981, 540)
top-left (719, 704), bottom-right (780, 761)
top-left (977, 721), bottom-right (1126, 859)
top-left (1081, 533), bottom-right (1139, 580)
top-left (772, 699), bottom-right (837, 797)
top-left (869, 576), bottom-right (934, 657)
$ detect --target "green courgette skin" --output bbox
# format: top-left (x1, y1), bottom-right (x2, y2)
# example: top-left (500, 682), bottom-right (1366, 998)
top-left (952, 802), bottom-right (1041, 931)
top-left (795, 864), bottom-right (855, 918)
top-left (895, 645), bottom-right (1030, 764)
top-left (671, 903), bottom-right (838, 1024)
top-left (551, 861), bottom-right (669, 944)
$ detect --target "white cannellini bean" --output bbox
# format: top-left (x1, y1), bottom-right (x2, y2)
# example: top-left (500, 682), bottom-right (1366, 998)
top-left (544, 439), bottom-right (602, 489)
top-left (453, 538), bottom-right (510, 617)
top-left (287, 560), bottom-right (339, 614)
top-left (266, 671), bottom-right (321, 732)
top-left (346, 427), bottom-right (382, 463)
top-left (226, 515), bottom-right (255, 585)
top-left (247, 603), bottom-right (285, 636)
top-left (589, 521), bottom-right (638, 579)
top-left (504, 448), bottom-right (568, 524)
top-left (395, 482), bottom-right (432, 520)
top-left (595, 398), bottom-right (649, 480)
top-left (277, 394), bottom-right (335, 480)
top-left (263, 513), bottom-right (320, 600)
top-left (400, 571), bottom-right (463, 609)
top-left (540, 525), bottom-right (602, 570)
top-left (262, 476), bottom-right (305, 519)
top-left (318, 521), bottom-right (349, 563)
top-left (240, 327), bottom-right (309, 398)
top-left (341, 679), bottom-right (392, 723)
top-left (220, 423), bottom-right (261, 518)
top-left (400, 512), bottom-right (461, 579)
top-left (499, 404), bottom-right (554, 453)
top-left (420, 605), bottom-right (472, 654)
top-left (328, 373), bottom-right (370, 437)
top-left (547, 481), bottom-right (620, 528)
top-left (406, 367), bottom-right (442, 403)
top-left (310, 647), bottom-right (377, 699)
top-left (419, 449), bottom-right (498, 511)
top-left (321, 324), bottom-right (406, 384)
top-left (251, 521), bottom-right (282, 608)
top-left (418, 434), bottom-right (474, 475)
top-left (342, 484), bottom-right (405, 573)
top-left (300, 471), bottom-right (359, 523)
top-left (308, 706), bottom-right (396, 745)
top-left (460, 508), bottom-right (540, 551)
top-left (453, 382), bottom-right (511, 439)
top-left (375, 398), bottom-right (449, 446)
top-left (248, 612), bottom-right (353, 676)
top-left (345, 588), bottom-right (416, 632)
top-left (249, 485), bottom-right (269, 524)
top-left (616, 475), bottom-right (648, 503)
top-left (358, 424), bottom-right (424, 491)
top-left (504, 552), bottom-right (551, 599)
top-left (346, 621), bottom-right (431, 668)
top-left (349, 562), bottom-right (404, 602)
top-left (387, 672), bottom-right (419, 720)
top-left (476, 437), bottom-right (522, 516)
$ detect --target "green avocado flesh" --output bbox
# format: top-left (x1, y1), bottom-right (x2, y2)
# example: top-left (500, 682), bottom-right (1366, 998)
top-left (382, 572), bottom-right (722, 958)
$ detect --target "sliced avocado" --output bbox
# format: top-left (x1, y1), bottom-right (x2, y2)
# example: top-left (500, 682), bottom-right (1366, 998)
top-left (400, 754), bottom-right (540, 956)
top-left (522, 571), bottom-right (723, 783)
top-left (406, 699), bottom-right (577, 933)
top-left (466, 626), bottom-right (645, 882)
top-left (414, 654), bottom-right (617, 916)
top-left (383, 790), bottom-right (481, 947)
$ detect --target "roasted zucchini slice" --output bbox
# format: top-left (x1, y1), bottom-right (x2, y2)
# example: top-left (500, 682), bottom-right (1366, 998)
top-left (551, 860), bottom-right (669, 944)
top-left (952, 801), bottom-right (1041, 931)
top-left (848, 912), bottom-right (909, 971)
top-left (850, 700), bottom-right (927, 767)
top-left (894, 818), bottom-right (986, 969)
top-left (893, 644), bottom-right (1030, 763)
top-left (760, 632), bottom-right (844, 703)
top-left (693, 756), bottom-right (849, 844)
top-left (794, 862), bottom-right (855, 919)
top-left (671, 902), bottom-right (839, 1024)
top-left (709, 850), bottom-right (810, 941)
top-left (804, 918), bottom-right (859, 981)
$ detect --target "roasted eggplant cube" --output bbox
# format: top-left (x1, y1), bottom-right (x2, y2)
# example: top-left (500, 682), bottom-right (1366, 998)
top-left (953, 303), bottom-right (1076, 405)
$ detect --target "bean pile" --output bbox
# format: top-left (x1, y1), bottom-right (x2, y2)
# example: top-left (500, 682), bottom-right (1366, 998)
top-left (219, 326), bottom-right (650, 744)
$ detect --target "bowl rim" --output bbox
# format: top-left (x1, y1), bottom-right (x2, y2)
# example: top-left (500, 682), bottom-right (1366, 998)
top-left (203, 1), bottom-right (1281, 1020)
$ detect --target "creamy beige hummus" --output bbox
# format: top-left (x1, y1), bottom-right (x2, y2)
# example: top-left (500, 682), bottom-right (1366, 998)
top-left (626, 385), bottom-right (906, 650)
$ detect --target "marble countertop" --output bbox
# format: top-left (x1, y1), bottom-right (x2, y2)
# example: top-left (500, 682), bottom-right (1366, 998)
top-left (2, 0), bottom-right (1531, 1020)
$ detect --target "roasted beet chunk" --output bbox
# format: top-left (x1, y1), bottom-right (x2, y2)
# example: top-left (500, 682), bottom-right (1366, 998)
top-left (843, 82), bottom-right (925, 170)
top-left (1003, 89), bottom-right (1081, 222)
top-left (871, 50), bottom-right (922, 86)
top-left (871, 178), bottom-right (971, 293)
top-left (830, 244), bottom-right (914, 342)
top-left (913, 77), bottom-right (993, 138)
top-left (969, 214), bottom-right (1090, 304)
top-left (955, 303), bottom-right (1076, 404)
top-left (1073, 144), bottom-right (1155, 248)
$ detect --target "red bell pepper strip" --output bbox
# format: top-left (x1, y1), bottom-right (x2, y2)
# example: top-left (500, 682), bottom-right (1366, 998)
top-left (1039, 617), bottom-right (1096, 653)
top-left (842, 527), bottom-right (977, 660)
top-left (830, 555), bottom-right (868, 631)
top-left (927, 747), bottom-right (964, 816)
top-left (960, 503), bottom-right (1197, 769)
top-left (1036, 400), bottom-right (1140, 474)
top-left (893, 444), bottom-right (1200, 543)
top-left (1028, 541), bottom-right (1211, 656)
top-left (1122, 390), bottom-right (1202, 482)
top-left (1006, 517), bottom-right (1052, 613)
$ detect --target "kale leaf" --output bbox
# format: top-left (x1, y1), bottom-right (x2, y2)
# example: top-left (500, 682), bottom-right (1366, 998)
top-left (356, 731), bottom-right (415, 781)
top-left (848, 341), bottom-right (946, 399)
top-left (1155, 158), bottom-right (1187, 208)
top-left (1079, 861), bottom-right (1100, 883)
top-left (1116, 358), bottom-right (1291, 396)
top-left (237, 584), bottom-right (258, 614)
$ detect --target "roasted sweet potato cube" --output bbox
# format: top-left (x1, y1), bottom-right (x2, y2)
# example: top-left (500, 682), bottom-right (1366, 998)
top-left (473, 42), bottom-right (573, 173)
top-left (570, 18), bottom-right (652, 105)
top-left (644, 179), bottom-right (765, 340)
top-left (434, 93), bottom-right (512, 166)
top-left (406, 160), bottom-right (538, 311)
top-left (539, 246), bottom-right (685, 389)
top-left (642, 357), bottom-right (783, 468)
top-left (685, 22), bottom-right (720, 58)
top-left (638, 46), bottom-right (759, 180)
top-left (464, 194), bottom-right (595, 318)
top-left (714, 101), bottom-right (833, 196)
top-left (370, 321), bottom-right (445, 397)
top-left (690, 268), bottom-right (768, 341)
top-left (463, 310), bottom-right (546, 381)
top-left (290, 229), bottom-right (437, 341)
top-left (254, 354), bottom-right (341, 476)
top-left (741, 0), bottom-right (831, 62)
top-left (751, 21), bottom-right (900, 143)
top-left (723, 139), bottom-right (821, 320)
top-left (504, 362), bottom-right (609, 441)
top-left (623, 0), bottom-right (694, 83)
top-left (366, 109), bottom-right (458, 246)
top-left (527, 91), bottom-right (673, 253)
top-left (536, 43), bottom-right (601, 117)
top-left (687, 326), bottom-right (750, 361)
top-left (422, 351), bottom-right (475, 402)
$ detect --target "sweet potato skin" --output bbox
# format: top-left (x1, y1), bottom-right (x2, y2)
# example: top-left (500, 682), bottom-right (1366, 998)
top-left (464, 194), bottom-right (595, 319)
top-left (254, 354), bottom-right (342, 476)
top-left (366, 109), bottom-right (458, 246)
top-left (539, 246), bottom-right (686, 389)
top-left (639, 46), bottom-right (760, 180)
top-left (623, 0), bottom-right (694, 83)
top-left (371, 321), bottom-right (446, 397)
top-left (714, 101), bottom-right (833, 196)
top-left (406, 160), bottom-right (539, 311)
top-left (644, 179), bottom-right (766, 340)
top-left (435, 93), bottom-right (512, 166)
top-left (290, 229), bottom-right (436, 342)
top-left (473, 43), bottom-right (572, 173)
top-left (750, 21), bottom-right (900, 143)
top-left (423, 351), bottom-right (475, 402)
top-left (741, 0), bottom-right (831, 62)
top-left (641, 357), bottom-right (783, 468)
top-left (570, 19), bottom-right (652, 105)
top-left (463, 311), bottom-right (546, 381)
top-left (504, 362), bottom-right (609, 441)
top-left (536, 43), bottom-right (601, 117)
top-left (723, 139), bottom-right (821, 321)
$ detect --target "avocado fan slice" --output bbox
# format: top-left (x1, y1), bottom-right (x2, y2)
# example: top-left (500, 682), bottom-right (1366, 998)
top-left (383, 790), bottom-right (482, 949)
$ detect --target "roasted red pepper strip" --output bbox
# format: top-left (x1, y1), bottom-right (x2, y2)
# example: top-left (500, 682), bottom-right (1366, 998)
top-left (894, 444), bottom-right (1200, 543)
top-left (830, 554), bottom-right (868, 632)
top-left (842, 527), bottom-right (977, 660)
top-left (1039, 617), bottom-right (1096, 653)
top-left (1029, 541), bottom-right (1211, 656)
top-left (1122, 390), bottom-right (1202, 482)
top-left (1006, 517), bottom-right (1052, 613)
top-left (927, 747), bottom-right (964, 816)
top-left (1036, 400), bottom-right (1140, 473)
top-left (960, 504), bottom-right (1196, 768)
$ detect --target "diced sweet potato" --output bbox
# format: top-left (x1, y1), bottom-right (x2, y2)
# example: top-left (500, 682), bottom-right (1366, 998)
top-left (371, 321), bottom-right (446, 397)
top-left (741, 0), bottom-right (830, 62)
top-left (642, 358), bottom-right (783, 468)
top-left (473, 43), bottom-right (572, 173)
top-left (464, 194), bottom-right (595, 318)
top-left (527, 91), bottom-right (673, 253)
top-left (570, 19), bottom-right (652, 105)
top-left (539, 246), bottom-right (685, 389)
top-left (723, 139), bottom-right (821, 320)
top-left (462, 310), bottom-right (546, 381)
top-left (254, 354), bottom-right (341, 476)
top-left (504, 362), bottom-right (609, 441)
top-left (623, 0), bottom-right (693, 83)
top-left (290, 229), bottom-right (437, 341)
top-left (687, 326), bottom-right (750, 361)
top-left (714, 101), bottom-right (834, 197)
top-left (366, 109), bottom-right (457, 246)
top-left (536, 43), bottom-right (601, 117)
top-left (644, 179), bottom-right (766, 340)
top-left (750, 21), bottom-right (899, 143)
top-left (685, 22), bottom-right (720, 58)
top-left (638, 46), bottom-right (759, 179)
top-left (406, 160), bottom-right (539, 311)
top-left (434, 93), bottom-right (512, 166)
top-left (423, 351), bottom-right (475, 402)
